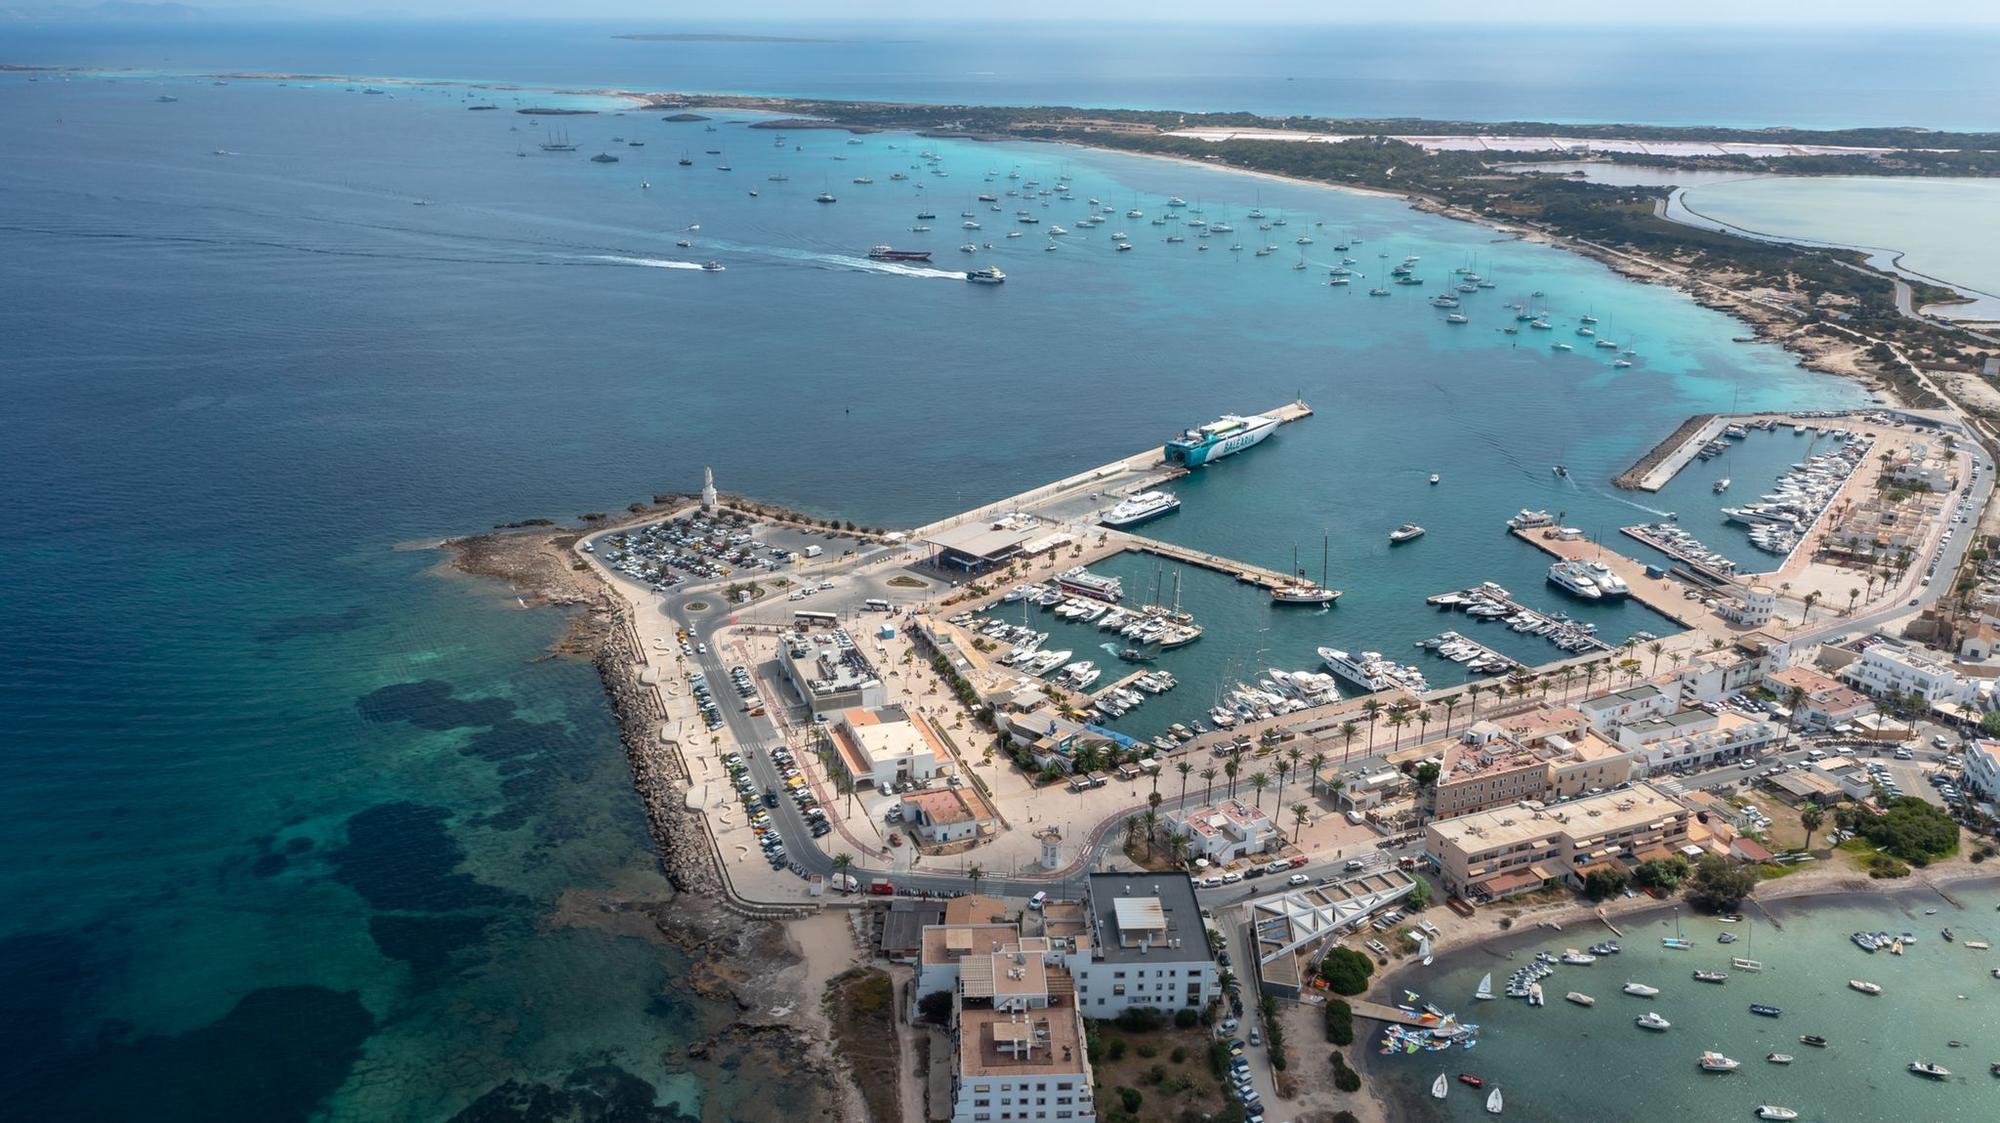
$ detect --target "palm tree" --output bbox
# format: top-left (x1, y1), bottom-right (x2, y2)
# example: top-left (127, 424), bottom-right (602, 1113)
top-left (1387, 708), bottom-right (1412, 748)
top-left (1201, 766), bottom-right (1217, 804)
top-left (1273, 760), bottom-right (1290, 811)
top-left (1360, 699), bottom-right (1384, 752)
top-left (1801, 805), bottom-right (1825, 849)
top-left (1324, 776), bottom-right (1345, 809)
top-left (1338, 720), bottom-right (1359, 764)
top-left (1647, 640), bottom-right (1665, 676)
top-left (1291, 803), bottom-right (1310, 843)
top-left (1140, 808), bottom-right (1161, 856)
top-left (832, 852), bottom-right (854, 892)
top-left (966, 864), bottom-right (985, 896)
top-left (1416, 707), bottom-right (1434, 743)
top-left (1308, 751), bottom-right (1328, 797)
top-left (1846, 586), bottom-right (1861, 616)
top-left (1800, 590), bottom-right (1820, 625)
top-left (1439, 693), bottom-right (1461, 735)
top-left (1224, 759), bottom-right (1241, 799)
top-left (1559, 665), bottom-right (1578, 701)
top-left (1166, 830), bottom-right (1190, 868)
top-left (1582, 661), bottom-right (1602, 696)
top-left (1669, 651), bottom-right (1686, 674)
top-left (1249, 769), bottom-right (1271, 811)
top-left (1176, 761), bottom-right (1193, 807)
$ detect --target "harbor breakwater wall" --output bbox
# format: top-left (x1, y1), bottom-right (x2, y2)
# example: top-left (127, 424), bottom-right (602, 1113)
top-left (1614, 413), bottom-right (1716, 491)
top-left (594, 608), bottom-right (811, 918)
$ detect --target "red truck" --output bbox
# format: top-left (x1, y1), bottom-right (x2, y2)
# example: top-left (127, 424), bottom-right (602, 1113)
top-left (869, 878), bottom-right (896, 896)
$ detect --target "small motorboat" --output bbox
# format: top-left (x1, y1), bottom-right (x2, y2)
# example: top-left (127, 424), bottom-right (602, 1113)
top-left (1718, 932), bottom-right (1739, 944)
top-left (1766, 1053), bottom-right (1794, 1065)
top-left (1635, 1011), bottom-right (1671, 1031)
top-left (1849, 979), bottom-right (1882, 995)
top-left (1565, 991), bottom-right (1596, 1007)
top-left (1749, 1004), bottom-right (1783, 1018)
top-left (1698, 1050), bottom-right (1740, 1072)
top-left (1430, 473), bottom-right (1441, 485)
top-left (1756, 1107), bottom-right (1800, 1121)
top-left (1458, 1073), bottom-right (1485, 1089)
top-left (1799, 1035), bottom-right (1829, 1048)
top-left (1909, 1061), bottom-right (1951, 1079)
top-left (1694, 970), bottom-right (1729, 984)
top-left (1623, 982), bottom-right (1660, 997)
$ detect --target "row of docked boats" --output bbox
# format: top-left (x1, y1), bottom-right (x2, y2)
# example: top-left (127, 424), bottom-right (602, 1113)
top-left (1626, 521), bottom-right (1740, 575)
top-left (1851, 928), bottom-right (1923, 953)
top-left (1720, 431), bottom-right (1872, 550)
top-left (1431, 583), bottom-right (1607, 654)
top-left (1089, 672), bottom-right (1177, 723)
top-left (1417, 631), bottom-right (1519, 675)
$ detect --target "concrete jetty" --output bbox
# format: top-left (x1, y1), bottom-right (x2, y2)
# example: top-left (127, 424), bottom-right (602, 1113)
top-left (911, 399), bottom-right (1314, 540)
top-left (1510, 528), bottom-right (1702, 628)
top-left (1116, 532), bottom-right (1305, 592)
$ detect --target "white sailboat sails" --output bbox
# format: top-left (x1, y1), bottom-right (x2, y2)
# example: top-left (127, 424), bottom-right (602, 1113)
top-left (1474, 972), bottom-right (1494, 1000)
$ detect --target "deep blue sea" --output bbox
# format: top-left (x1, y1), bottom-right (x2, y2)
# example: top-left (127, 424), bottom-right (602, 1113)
top-left (0, 27), bottom-right (1923, 1122)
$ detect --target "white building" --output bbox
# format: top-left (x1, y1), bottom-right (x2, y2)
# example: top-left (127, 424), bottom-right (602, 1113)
top-left (1624, 712), bottom-right (1785, 774)
top-left (901, 786), bottom-right (999, 845)
top-left (1067, 873), bottom-right (1217, 1016)
top-left (830, 705), bottom-right (945, 790)
top-left (1841, 642), bottom-right (1973, 707)
top-left (1965, 740), bottom-right (2000, 802)
top-left (1716, 584), bottom-right (1777, 627)
top-left (1578, 683), bottom-right (1676, 735)
top-left (1164, 798), bottom-right (1277, 864)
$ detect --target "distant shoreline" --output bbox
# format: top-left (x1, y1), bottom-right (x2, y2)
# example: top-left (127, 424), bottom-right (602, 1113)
top-left (612, 33), bottom-right (845, 44)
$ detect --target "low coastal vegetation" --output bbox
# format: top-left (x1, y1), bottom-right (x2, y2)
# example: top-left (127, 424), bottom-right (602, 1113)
top-left (1838, 795), bottom-right (1962, 865)
top-left (822, 967), bottom-right (900, 1123)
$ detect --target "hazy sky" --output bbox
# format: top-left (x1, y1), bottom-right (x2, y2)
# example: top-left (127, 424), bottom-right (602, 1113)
top-left (183, 1), bottom-right (2000, 23)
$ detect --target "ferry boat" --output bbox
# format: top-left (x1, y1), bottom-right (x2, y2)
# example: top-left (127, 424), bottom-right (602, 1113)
top-left (1054, 567), bottom-right (1123, 603)
top-left (1581, 561), bottom-right (1630, 598)
top-left (965, 267), bottom-right (1006, 285)
top-left (1100, 491), bottom-right (1181, 528)
top-left (868, 246), bottom-right (932, 262)
top-left (1507, 509), bottom-right (1556, 531)
top-left (1547, 560), bottom-right (1604, 600)
top-left (1163, 414), bottom-right (1280, 467)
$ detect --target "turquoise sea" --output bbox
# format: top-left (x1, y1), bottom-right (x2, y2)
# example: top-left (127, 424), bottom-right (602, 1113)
top-left (1366, 881), bottom-right (2000, 1122)
top-left (0, 51), bottom-right (1902, 1121)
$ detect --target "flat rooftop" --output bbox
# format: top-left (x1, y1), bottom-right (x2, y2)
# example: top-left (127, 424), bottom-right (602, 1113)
top-left (1429, 783), bottom-right (1685, 851)
top-left (1086, 872), bottom-right (1211, 964)
top-left (957, 999), bottom-right (1087, 1079)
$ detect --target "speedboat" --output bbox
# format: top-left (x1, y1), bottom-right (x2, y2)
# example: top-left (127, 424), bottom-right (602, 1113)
top-left (1799, 1035), bottom-right (1828, 1048)
top-left (1693, 970), bottom-right (1728, 984)
top-left (1389, 523), bottom-right (1427, 544)
top-left (1749, 1004), bottom-right (1782, 1018)
top-left (1698, 1051), bottom-right (1740, 1072)
top-left (1635, 1011), bottom-right (1671, 1031)
top-left (1849, 979), bottom-right (1882, 995)
top-left (1622, 982), bottom-right (1659, 997)
top-left (1756, 1108), bottom-right (1799, 1121)
top-left (1457, 1073), bottom-right (1485, 1089)
top-left (1765, 1053), bottom-right (1794, 1065)
top-left (1908, 1061), bottom-right (1951, 1079)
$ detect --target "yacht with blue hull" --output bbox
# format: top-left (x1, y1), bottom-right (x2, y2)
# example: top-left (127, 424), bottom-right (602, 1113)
top-left (1164, 414), bottom-right (1279, 467)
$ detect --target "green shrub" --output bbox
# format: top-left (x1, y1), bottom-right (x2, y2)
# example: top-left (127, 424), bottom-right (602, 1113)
top-left (1320, 947), bottom-right (1375, 995)
top-left (1115, 1006), bottom-right (1168, 1032)
top-left (1135, 1043), bottom-right (1157, 1059)
top-left (1118, 1087), bottom-right (1142, 1114)
top-left (1107, 1038), bottom-right (1127, 1061)
top-left (1174, 1007), bottom-right (1199, 1029)
top-left (1330, 1050), bottom-right (1362, 1093)
top-left (1170, 1046), bottom-right (1188, 1063)
top-left (1323, 998), bottom-right (1355, 1046)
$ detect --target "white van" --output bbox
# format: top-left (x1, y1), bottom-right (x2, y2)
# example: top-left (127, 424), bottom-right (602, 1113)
top-left (803, 544), bottom-right (823, 558)
top-left (1028, 891), bottom-right (1048, 911)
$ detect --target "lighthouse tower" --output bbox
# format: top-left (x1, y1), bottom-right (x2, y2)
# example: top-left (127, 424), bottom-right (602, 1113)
top-left (701, 466), bottom-right (717, 511)
top-left (1036, 825), bottom-right (1064, 871)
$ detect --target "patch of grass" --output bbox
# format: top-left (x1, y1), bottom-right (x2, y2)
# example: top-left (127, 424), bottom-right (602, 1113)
top-left (1089, 1021), bottom-right (1225, 1120)
top-left (824, 967), bottom-right (901, 1123)
top-left (685, 600), bottom-right (710, 612)
top-left (887, 575), bottom-right (927, 588)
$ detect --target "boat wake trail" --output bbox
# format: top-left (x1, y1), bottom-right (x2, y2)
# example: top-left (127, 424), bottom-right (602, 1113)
top-left (768, 248), bottom-right (966, 279)
top-left (584, 254), bottom-right (707, 271)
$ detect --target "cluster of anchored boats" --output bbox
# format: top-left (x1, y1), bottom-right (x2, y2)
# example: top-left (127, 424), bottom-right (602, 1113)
top-left (1430, 581), bottom-right (1609, 655)
top-left (1417, 630), bottom-right (1520, 675)
top-left (1204, 668), bottom-right (1341, 730)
